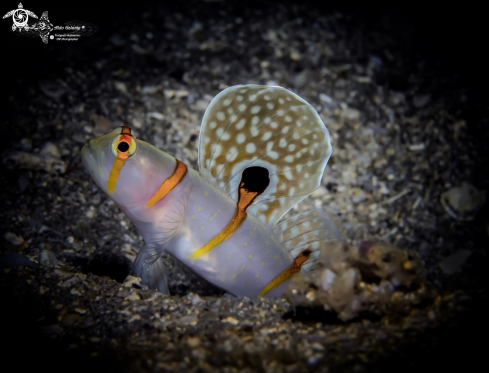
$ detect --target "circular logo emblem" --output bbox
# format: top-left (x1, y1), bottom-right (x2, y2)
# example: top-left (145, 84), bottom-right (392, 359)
top-left (12, 9), bottom-right (29, 28)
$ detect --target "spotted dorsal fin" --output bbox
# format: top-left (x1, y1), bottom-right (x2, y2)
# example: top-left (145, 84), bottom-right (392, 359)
top-left (198, 85), bottom-right (332, 226)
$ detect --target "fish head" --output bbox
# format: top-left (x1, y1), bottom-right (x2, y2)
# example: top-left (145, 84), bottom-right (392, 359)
top-left (81, 126), bottom-right (177, 209)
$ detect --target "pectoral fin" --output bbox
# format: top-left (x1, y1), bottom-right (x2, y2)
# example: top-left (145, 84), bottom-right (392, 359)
top-left (131, 185), bottom-right (192, 293)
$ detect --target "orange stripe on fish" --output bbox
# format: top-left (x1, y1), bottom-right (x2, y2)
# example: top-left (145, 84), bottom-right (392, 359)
top-left (257, 248), bottom-right (312, 296)
top-left (108, 126), bottom-right (133, 193)
top-left (189, 179), bottom-right (261, 261)
top-left (146, 159), bottom-right (188, 208)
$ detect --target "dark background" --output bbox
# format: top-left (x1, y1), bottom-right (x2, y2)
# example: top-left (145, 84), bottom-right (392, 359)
top-left (1, 0), bottom-right (487, 100)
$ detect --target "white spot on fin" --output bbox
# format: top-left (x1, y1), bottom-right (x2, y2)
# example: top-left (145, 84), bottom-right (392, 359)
top-left (198, 85), bottom-right (332, 226)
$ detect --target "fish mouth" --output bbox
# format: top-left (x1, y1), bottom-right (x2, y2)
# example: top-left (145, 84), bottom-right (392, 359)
top-left (81, 140), bottom-right (98, 175)
top-left (81, 140), bottom-right (110, 193)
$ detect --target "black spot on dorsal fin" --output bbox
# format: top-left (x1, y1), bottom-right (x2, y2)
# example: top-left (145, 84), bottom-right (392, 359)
top-left (241, 166), bottom-right (270, 196)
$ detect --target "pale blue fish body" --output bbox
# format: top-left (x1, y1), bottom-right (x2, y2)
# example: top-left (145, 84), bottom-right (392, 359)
top-left (82, 85), bottom-right (342, 297)
top-left (162, 171), bottom-right (293, 297)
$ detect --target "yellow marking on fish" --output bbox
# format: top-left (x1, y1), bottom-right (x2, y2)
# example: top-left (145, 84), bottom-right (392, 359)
top-left (108, 158), bottom-right (126, 193)
top-left (204, 190), bottom-right (208, 196)
top-left (198, 207), bottom-right (202, 211)
top-left (261, 262), bottom-right (265, 266)
top-left (189, 207), bottom-right (248, 261)
top-left (248, 254), bottom-right (253, 259)
top-left (107, 126), bottom-right (134, 193)
top-left (256, 274), bottom-right (260, 278)
top-left (258, 249), bottom-right (311, 296)
top-left (231, 264), bottom-right (246, 279)
top-left (188, 178), bottom-right (261, 261)
top-left (146, 159), bottom-right (187, 207)
top-left (184, 227), bottom-right (191, 241)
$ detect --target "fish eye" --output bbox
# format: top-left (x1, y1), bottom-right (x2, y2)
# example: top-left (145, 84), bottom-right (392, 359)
top-left (110, 126), bottom-right (137, 160)
top-left (117, 141), bottom-right (130, 152)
